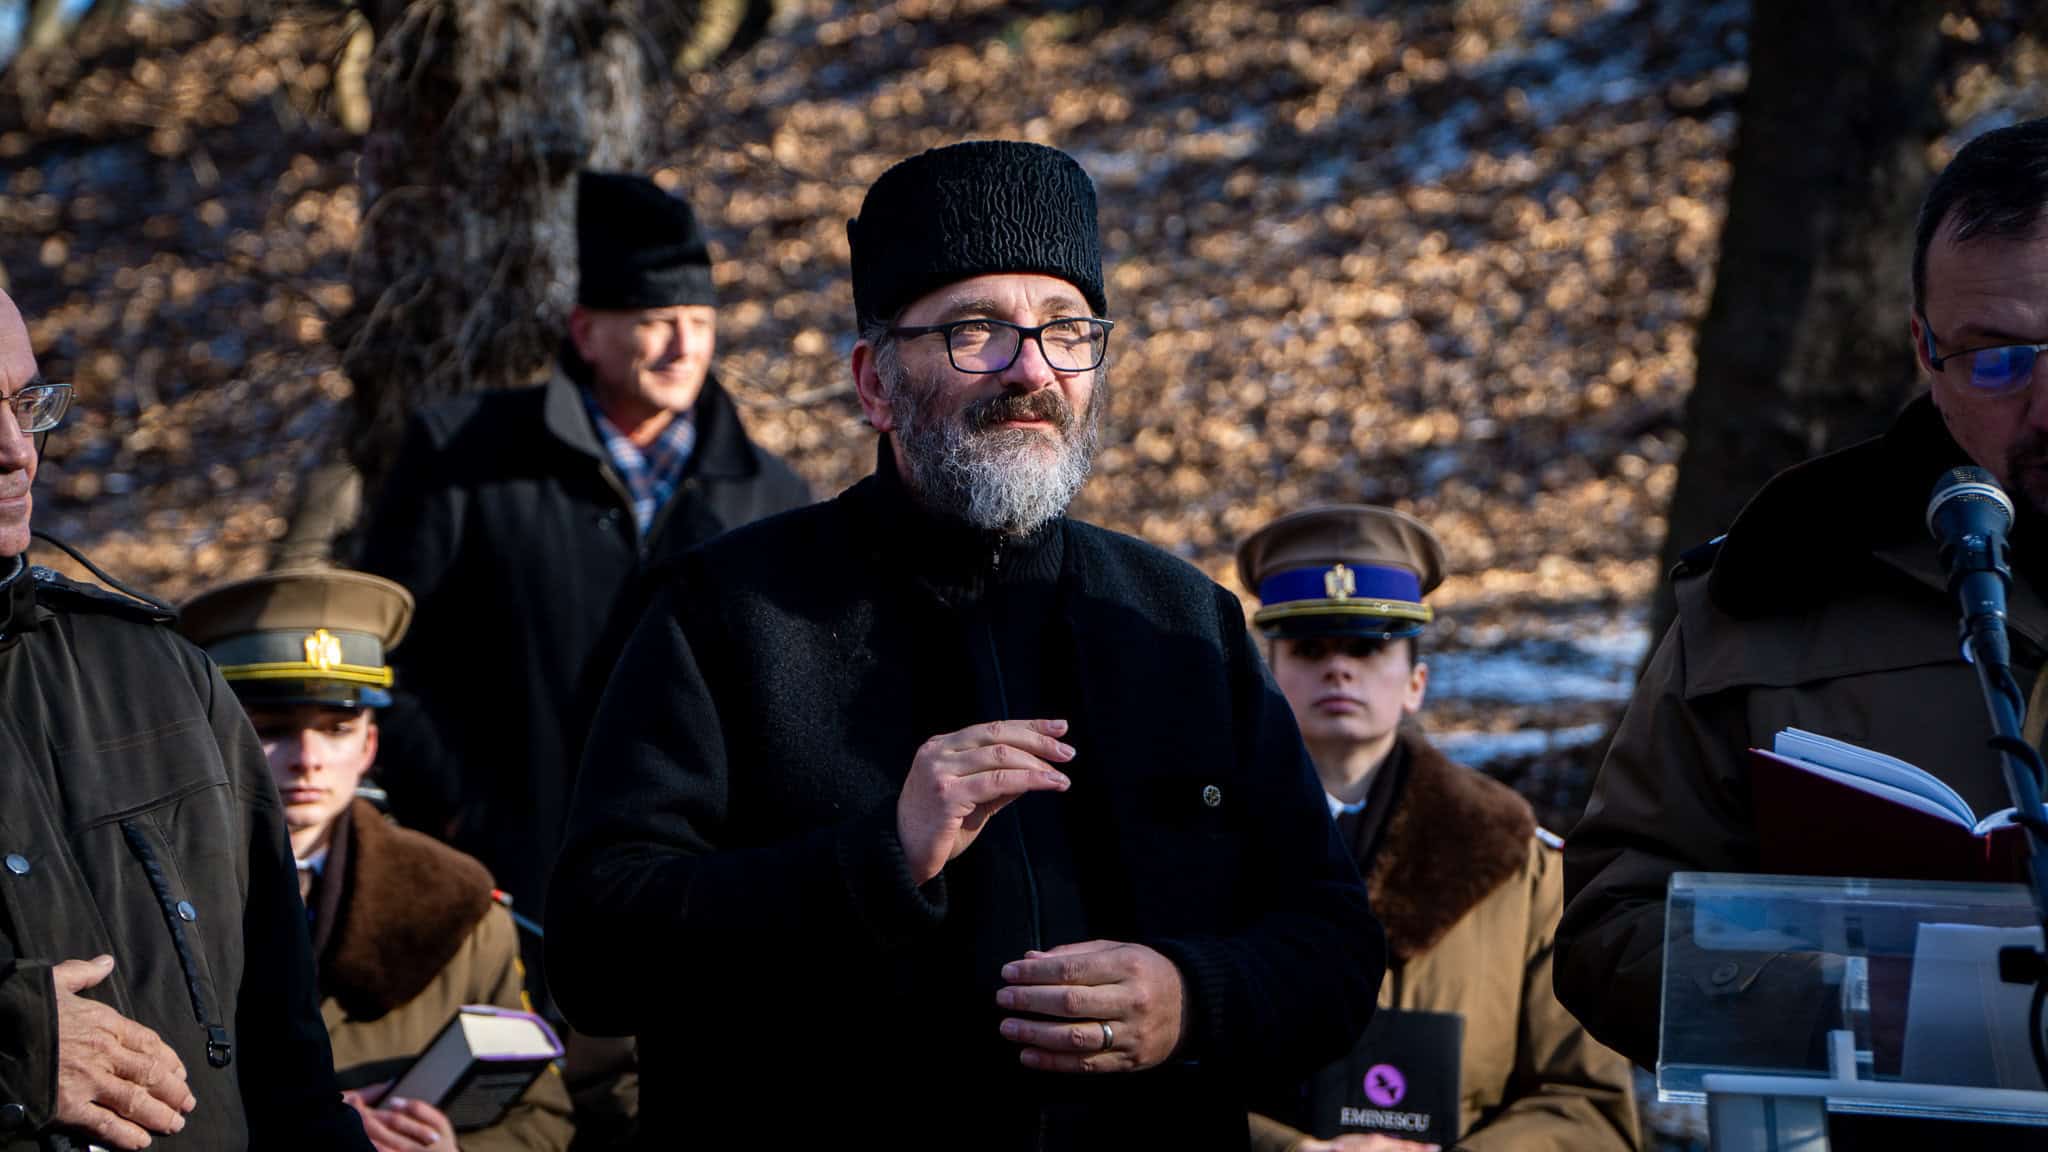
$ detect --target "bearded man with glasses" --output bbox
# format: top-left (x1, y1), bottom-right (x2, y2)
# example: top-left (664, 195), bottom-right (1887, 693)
top-left (1560, 116), bottom-right (2048, 1113)
top-left (547, 141), bottom-right (1384, 1150)
top-left (0, 287), bottom-right (374, 1152)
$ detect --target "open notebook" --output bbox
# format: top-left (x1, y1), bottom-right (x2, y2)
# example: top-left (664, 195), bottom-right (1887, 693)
top-left (1749, 728), bottom-right (2029, 883)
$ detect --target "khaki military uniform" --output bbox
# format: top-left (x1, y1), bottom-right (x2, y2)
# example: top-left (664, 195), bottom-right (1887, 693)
top-left (314, 800), bottom-right (572, 1152)
top-left (1250, 734), bottom-right (1638, 1152)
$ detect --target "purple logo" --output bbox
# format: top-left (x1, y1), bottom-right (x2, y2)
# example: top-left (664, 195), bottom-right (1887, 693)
top-left (1363, 1064), bottom-right (1407, 1108)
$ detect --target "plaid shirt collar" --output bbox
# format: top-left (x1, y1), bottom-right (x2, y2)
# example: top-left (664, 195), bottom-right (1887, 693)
top-left (581, 390), bottom-right (697, 537)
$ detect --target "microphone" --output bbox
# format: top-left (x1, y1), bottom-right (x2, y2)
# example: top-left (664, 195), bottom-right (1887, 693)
top-left (1927, 466), bottom-right (2016, 669)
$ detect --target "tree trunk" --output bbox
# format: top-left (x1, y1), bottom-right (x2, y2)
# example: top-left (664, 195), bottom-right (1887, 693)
top-left (1648, 0), bottom-right (1948, 645)
top-left (330, 0), bottom-right (668, 520)
top-left (23, 0), bottom-right (68, 53)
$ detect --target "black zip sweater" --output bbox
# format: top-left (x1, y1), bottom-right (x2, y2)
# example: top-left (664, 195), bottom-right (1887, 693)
top-left (548, 443), bottom-right (1385, 1150)
top-left (875, 457), bottom-right (1142, 1143)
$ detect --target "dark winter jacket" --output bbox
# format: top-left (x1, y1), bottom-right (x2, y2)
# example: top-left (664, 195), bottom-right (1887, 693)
top-left (354, 367), bottom-right (810, 938)
top-left (0, 561), bottom-right (371, 1152)
top-left (547, 451), bottom-right (1386, 1150)
top-left (1558, 395), bottom-right (2042, 1069)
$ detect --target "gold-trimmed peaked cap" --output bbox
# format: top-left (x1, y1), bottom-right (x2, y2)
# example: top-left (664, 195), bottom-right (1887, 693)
top-left (1235, 504), bottom-right (1446, 639)
top-left (178, 568), bottom-right (413, 709)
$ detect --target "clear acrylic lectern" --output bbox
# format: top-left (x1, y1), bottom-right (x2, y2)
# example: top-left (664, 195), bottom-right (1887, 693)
top-left (1661, 872), bottom-right (2048, 1150)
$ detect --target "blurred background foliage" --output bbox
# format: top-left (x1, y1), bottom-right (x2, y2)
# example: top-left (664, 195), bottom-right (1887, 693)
top-left (0, 0), bottom-right (2043, 841)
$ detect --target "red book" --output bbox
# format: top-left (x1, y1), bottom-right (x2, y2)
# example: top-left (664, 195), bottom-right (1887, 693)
top-left (1749, 728), bottom-right (2030, 884)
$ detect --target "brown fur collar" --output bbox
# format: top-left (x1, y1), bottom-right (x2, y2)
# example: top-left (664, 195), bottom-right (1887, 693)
top-left (319, 798), bottom-right (495, 1021)
top-left (1367, 732), bottom-right (1535, 961)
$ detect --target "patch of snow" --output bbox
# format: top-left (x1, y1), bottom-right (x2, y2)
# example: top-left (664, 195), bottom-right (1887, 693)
top-left (1432, 721), bottom-right (1607, 765)
top-left (1427, 633), bottom-right (1646, 705)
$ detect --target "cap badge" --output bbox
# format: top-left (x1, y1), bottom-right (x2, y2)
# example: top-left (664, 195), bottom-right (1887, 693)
top-left (303, 628), bottom-right (344, 671)
top-left (1324, 563), bottom-right (1356, 601)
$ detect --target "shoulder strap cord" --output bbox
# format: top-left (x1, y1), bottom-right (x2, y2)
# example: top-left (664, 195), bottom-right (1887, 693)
top-left (117, 820), bottom-right (232, 1069)
top-left (28, 530), bottom-right (178, 616)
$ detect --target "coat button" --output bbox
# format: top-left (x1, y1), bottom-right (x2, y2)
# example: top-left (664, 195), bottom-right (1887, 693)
top-left (177, 901), bottom-right (198, 922)
top-left (3, 854), bottom-right (27, 876)
top-left (0, 1102), bottom-right (25, 1129)
top-left (1710, 961), bottom-right (1740, 985)
top-left (1201, 785), bottom-right (1223, 808)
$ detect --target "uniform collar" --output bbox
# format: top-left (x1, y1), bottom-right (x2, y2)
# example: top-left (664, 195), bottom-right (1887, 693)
top-left (1365, 732), bottom-right (1533, 960)
top-left (317, 798), bottom-right (494, 1018)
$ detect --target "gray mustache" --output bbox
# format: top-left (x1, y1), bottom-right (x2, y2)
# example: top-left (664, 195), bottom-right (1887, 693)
top-left (965, 389), bottom-right (1072, 434)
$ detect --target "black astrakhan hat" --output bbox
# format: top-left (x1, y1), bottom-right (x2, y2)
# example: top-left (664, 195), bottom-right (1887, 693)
top-left (848, 141), bottom-right (1106, 330)
top-left (577, 170), bottom-right (716, 311)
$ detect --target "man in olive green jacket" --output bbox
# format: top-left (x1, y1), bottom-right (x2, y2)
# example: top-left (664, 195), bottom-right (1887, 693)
top-left (0, 288), bottom-right (370, 1150)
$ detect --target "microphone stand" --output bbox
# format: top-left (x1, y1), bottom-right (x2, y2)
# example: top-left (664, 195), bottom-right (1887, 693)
top-left (1949, 530), bottom-right (2048, 1087)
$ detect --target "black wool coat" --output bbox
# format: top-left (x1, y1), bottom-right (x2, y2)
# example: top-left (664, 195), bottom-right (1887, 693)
top-left (0, 564), bottom-right (370, 1151)
top-left (547, 460), bottom-right (1386, 1150)
top-left (354, 367), bottom-right (811, 936)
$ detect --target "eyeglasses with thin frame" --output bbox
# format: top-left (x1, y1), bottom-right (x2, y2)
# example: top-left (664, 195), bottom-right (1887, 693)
top-left (886, 317), bottom-right (1115, 375)
top-left (5, 381), bottom-right (70, 435)
top-left (1920, 314), bottom-right (2048, 396)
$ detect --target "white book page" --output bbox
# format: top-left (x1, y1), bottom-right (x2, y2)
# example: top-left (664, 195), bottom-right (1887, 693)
top-left (1755, 749), bottom-right (1970, 830)
top-left (1973, 807), bottom-right (2025, 837)
top-left (1773, 727), bottom-right (1977, 826)
top-left (460, 1012), bottom-right (559, 1059)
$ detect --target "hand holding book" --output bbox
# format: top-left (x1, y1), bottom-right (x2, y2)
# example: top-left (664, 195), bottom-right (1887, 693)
top-left (341, 1085), bottom-right (458, 1152)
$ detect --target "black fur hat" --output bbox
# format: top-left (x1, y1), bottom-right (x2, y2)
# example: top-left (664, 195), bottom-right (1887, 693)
top-left (848, 141), bottom-right (1105, 330)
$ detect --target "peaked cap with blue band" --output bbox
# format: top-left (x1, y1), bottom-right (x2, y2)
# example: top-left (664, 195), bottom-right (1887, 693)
top-left (1235, 505), bottom-right (1447, 639)
top-left (178, 568), bottom-right (413, 710)
top-left (577, 170), bottom-right (716, 311)
top-left (848, 140), bottom-right (1106, 329)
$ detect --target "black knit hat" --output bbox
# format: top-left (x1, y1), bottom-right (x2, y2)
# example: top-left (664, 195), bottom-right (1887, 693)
top-left (577, 170), bottom-right (716, 310)
top-left (848, 141), bottom-right (1105, 330)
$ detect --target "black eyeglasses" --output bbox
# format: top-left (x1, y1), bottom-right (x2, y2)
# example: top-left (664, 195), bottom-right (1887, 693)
top-left (6, 381), bottom-right (71, 435)
top-left (1921, 315), bottom-right (2048, 396)
top-left (887, 317), bottom-right (1114, 375)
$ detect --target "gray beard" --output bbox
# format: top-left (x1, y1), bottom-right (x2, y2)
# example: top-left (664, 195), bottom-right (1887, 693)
top-left (887, 368), bottom-right (1102, 537)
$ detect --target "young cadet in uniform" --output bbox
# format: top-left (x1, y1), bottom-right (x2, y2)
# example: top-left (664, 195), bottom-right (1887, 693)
top-left (1237, 507), bottom-right (1637, 1152)
top-left (178, 568), bottom-right (573, 1152)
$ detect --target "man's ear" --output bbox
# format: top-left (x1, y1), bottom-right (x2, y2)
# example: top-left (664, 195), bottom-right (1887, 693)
top-left (853, 340), bottom-right (894, 431)
top-left (567, 307), bottom-right (596, 363)
top-left (1910, 312), bottom-right (1936, 379)
top-left (1404, 661), bottom-right (1429, 716)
